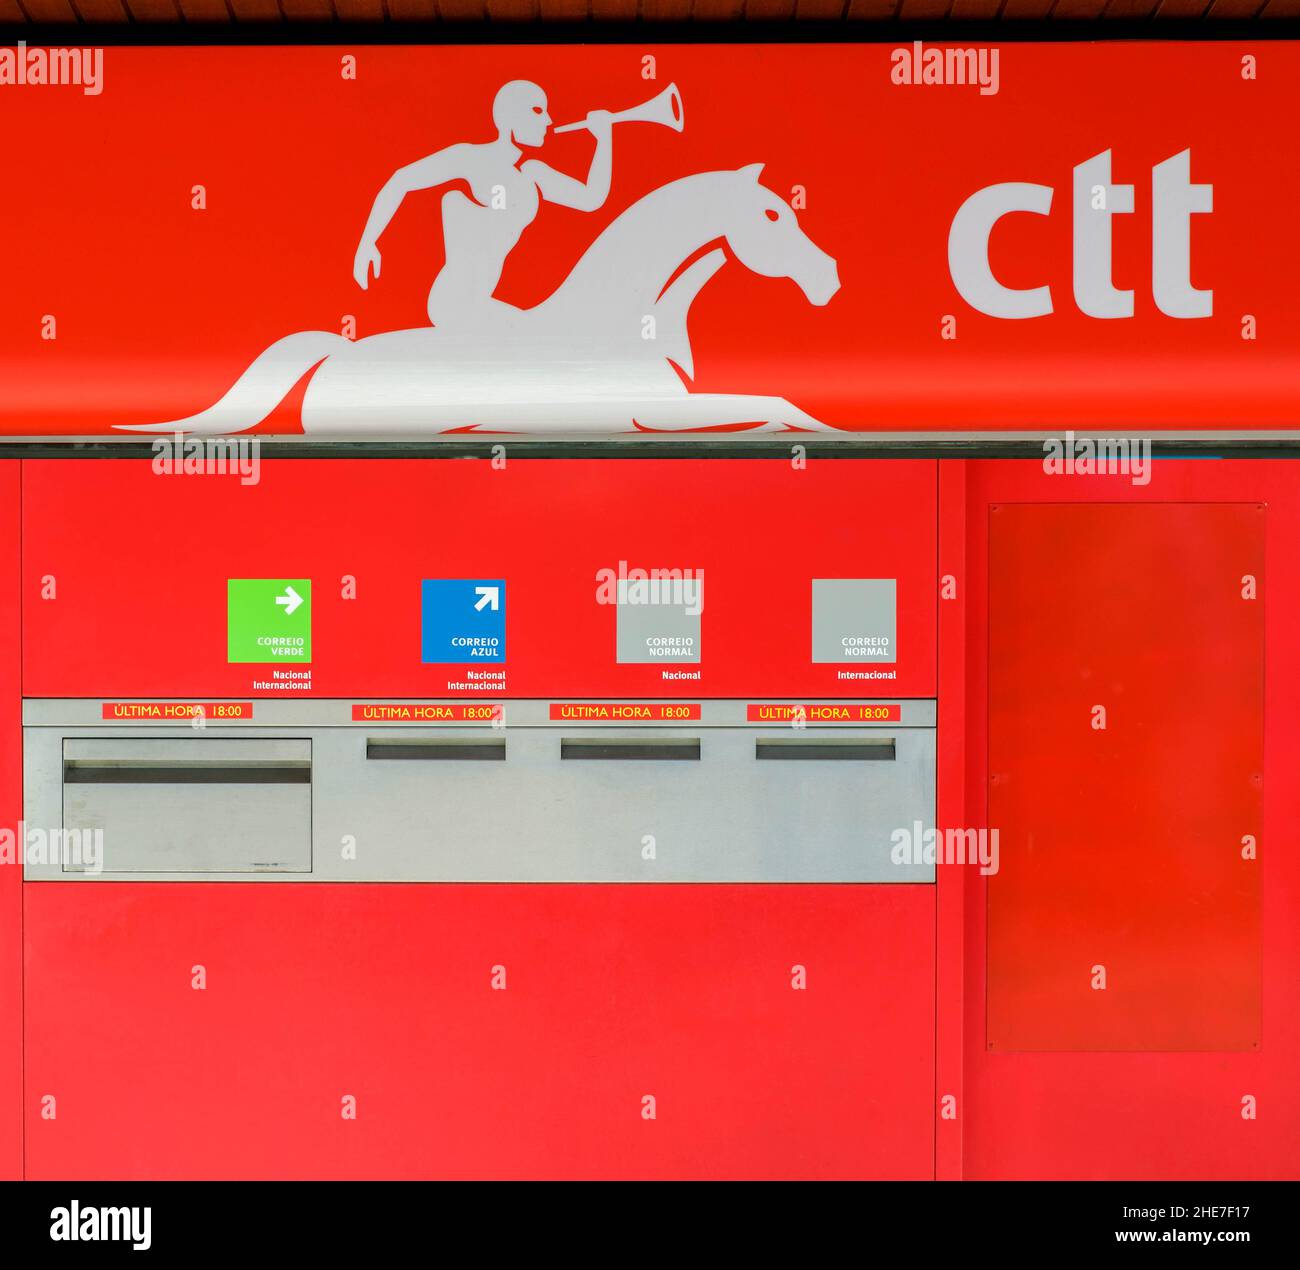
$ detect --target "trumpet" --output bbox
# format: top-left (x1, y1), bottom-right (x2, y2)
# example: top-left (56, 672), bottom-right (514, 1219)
top-left (553, 83), bottom-right (684, 135)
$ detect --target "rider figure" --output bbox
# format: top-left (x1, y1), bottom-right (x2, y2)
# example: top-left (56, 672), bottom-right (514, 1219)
top-left (353, 81), bottom-right (614, 328)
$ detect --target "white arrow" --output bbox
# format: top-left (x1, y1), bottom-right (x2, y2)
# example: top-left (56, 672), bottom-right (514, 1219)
top-left (474, 585), bottom-right (500, 612)
top-left (275, 585), bottom-right (304, 617)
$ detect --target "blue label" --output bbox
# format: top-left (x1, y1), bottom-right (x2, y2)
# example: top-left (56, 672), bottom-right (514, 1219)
top-left (421, 579), bottom-right (506, 664)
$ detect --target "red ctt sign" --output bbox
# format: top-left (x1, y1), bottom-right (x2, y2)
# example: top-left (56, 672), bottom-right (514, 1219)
top-left (1, 43), bottom-right (1294, 438)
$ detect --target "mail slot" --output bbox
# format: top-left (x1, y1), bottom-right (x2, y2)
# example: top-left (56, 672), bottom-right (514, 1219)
top-left (755, 737), bottom-right (897, 761)
top-left (560, 737), bottom-right (702, 760)
top-left (58, 738), bottom-right (312, 874)
top-left (366, 738), bottom-right (507, 761)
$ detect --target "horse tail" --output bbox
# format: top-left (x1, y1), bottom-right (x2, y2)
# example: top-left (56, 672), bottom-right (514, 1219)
top-left (114, 331), bottom-right (346, 436)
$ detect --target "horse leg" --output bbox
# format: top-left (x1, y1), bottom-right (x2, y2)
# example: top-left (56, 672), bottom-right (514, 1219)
top-left (629, 394), bottom-right (839, 433)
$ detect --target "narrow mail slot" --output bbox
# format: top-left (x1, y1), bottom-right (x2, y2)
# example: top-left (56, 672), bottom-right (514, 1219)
top-left (60, 738), bottom-right (311, 874)
top-left (560, 738), bottom-right (701, 761)
top-left (367, 738), bottom-right (506, 761)
top-left (755, 737), bottom-right (897, 760)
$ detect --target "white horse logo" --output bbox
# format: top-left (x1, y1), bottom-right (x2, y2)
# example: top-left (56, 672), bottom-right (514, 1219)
top-left (118, 80), bottom-right (841, 437)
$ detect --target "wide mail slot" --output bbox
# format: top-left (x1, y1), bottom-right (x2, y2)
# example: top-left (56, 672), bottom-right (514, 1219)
top-left (64, 758), bottom-right (311, 783)
top-left (59, 738), bottom-right (311, 875)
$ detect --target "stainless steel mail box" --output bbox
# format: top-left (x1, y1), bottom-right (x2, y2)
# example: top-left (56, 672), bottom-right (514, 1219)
top-left (24, 700), bottom-right (935, 884)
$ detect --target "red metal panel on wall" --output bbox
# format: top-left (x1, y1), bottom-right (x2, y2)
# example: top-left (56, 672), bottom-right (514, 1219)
top-left (23, 883), bottom-right (936, 1180)
top-left (0, 463), bottom-right (20, 1180)
top-left (20, 458), bottom-right (937, 700)
top-left (987, 503), bottom-right (1263, 1052)
top-left (961, 462), bottom-right (1298, 1180)
top-left (14, 451), bottom-right (1300, 1181)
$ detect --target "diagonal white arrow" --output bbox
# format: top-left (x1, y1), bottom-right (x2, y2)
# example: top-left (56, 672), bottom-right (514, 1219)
top-left (275, 585), bottom-right (303, 617)
top-left (474, 585), bottom-right (500, 612)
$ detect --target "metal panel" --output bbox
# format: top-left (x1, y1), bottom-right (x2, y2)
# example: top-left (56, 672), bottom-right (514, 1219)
top-left (24, 702), bottom-right (936, 883)
top-left (987, 502), bottom-right (1263, 1052)
top-left (957, 462), bottom-right (1300, 1183)
top-left (324, 723), bottom-right (934, 882)
top-left (52, 738), bottom-right (312, 875)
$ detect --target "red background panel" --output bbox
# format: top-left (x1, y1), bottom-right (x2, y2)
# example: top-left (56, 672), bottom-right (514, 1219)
top-left (958, 463), bottom-right (1298, 1180)
top-left (10, 454), bottom-right (1300, 1180)
top-left (987, 503), bottom-right (1263, 1052)
top-left (0, 44), bottom-right (1297, 434)
top-left (20, 458), bottom-right (937, 700)
top-left (23, 883), bottom-right (935, 1180)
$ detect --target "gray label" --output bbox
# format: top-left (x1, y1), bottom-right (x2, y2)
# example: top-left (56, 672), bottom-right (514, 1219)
top-left (616, 589), bottom-right (701, 664)
top-left (812, 579), bottom-right (897, 664)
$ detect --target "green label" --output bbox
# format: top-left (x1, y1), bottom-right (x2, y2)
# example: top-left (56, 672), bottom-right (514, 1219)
top-left (227, 579), bottom-right (312, 664)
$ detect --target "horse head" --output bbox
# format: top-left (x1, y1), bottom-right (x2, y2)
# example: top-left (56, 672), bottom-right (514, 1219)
top-left (721, 164), bottom-right (840, 306)
top-left (530, 162), bottom-right (841, 385)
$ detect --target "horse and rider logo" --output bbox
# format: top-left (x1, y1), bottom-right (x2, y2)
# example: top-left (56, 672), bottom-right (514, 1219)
top-left (119, 79), bottom-right (841, 437)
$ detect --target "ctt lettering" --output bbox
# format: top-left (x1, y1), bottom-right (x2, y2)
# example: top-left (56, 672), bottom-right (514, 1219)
top-left (949, 149), bottom-right (1212, 319)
